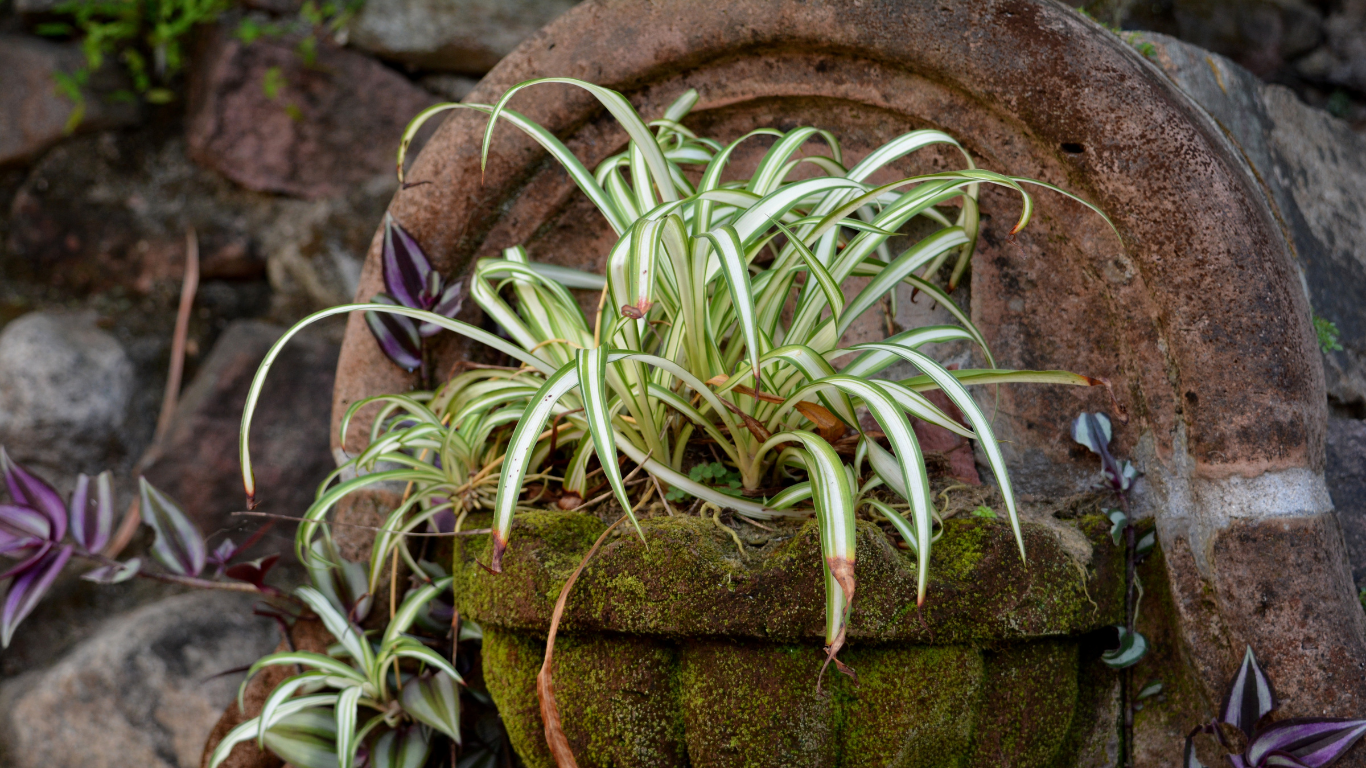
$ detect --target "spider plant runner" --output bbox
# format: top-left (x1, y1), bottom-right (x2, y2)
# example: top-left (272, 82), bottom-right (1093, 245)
top-left (238, 78), bottom-right (1117, 693)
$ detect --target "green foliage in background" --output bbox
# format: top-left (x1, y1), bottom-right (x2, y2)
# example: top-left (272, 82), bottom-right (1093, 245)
top-left (37, 0), bottom-right (361, 131)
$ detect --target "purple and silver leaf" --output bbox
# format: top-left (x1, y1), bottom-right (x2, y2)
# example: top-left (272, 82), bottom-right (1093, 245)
top-left (1247, 718), bottom-right (1366, 768)
top-left (1262, 753), bottom-right (1313, 768)
top-left (418, 281), bottom-right (463, 337)
top-left (82, 557), bottom-right (141, 584)
top-left (1071, 412), bottom-right (1112, 454)
top-left (382, 215), bottom-right (433, 310)
top-left (1, 448), bottom-right (66, 541)
top-left (1, 544), bottom-right (72, 647)
top-left (1223, 646), bottom-right (1278, 739)
top-left (139, 478), bottom-right (206, 577)
top-left (69, 471), bottom-right (113, 553)
top-left (0, 503), bottom-right (52, 543)
top-left (211, 538), bottom-right (237, 565)
top-left (365, 295), bottom-right (423, 371)
top-left (0, 540), bottom-right (53, 580)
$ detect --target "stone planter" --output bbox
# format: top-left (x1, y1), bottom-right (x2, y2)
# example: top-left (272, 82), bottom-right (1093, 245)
top-left (451, 511), bottom-right (1125, 767)
top-left (318, 0), bottom-right (1361, 764)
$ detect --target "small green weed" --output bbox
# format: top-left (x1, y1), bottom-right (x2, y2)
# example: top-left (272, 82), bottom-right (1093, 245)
top-left (1316, 315), bottom-right (1344, 353)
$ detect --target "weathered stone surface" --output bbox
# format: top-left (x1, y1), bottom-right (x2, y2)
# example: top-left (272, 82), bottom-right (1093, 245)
top-left (186, 27), bottom-right (438, 199)
top-left (0, 591), bottom-right (278, 768)
top-left (0, 310), bottom-right (133, 480)
top-left (141, 319), bottom-right (337, 541)
top-left (4, 127), bottom-right (273, 294)
top-left (346, 0), bottom-right (579, 74)
top-left (1328, 416), bottom-right (1366, 586)
top-left (0, 34), bottom-right (141, 167)
top-left (260, 175), bottom-right (396, 312)
top-left (1138, 31), bottom-right (1366, 411)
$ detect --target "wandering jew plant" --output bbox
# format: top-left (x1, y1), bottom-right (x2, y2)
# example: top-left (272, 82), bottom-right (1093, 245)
top-left (239, 78), bottom-right (1118, 686)
top-left (0, 447), bottom-right (280, 646)
top-left (1186, 647), bottom-right (1366, 768)
top-left (365, 214), bottom-right (464, 375)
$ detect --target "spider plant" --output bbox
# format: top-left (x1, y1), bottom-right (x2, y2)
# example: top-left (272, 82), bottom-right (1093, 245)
top-left (207, 579), bottom-right (466, 768)
top-left (239, 78), bottom-right (1115, 680)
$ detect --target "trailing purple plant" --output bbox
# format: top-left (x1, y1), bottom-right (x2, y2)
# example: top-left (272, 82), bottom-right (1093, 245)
top-left (0, 447), bottom-right (285, 646)
top-left (1186, 647), bottom-right (1366, 768)
top-left (1073, 411), bottom-right (1153, 768)
top-left (364, 215), bottom-right (463, 375)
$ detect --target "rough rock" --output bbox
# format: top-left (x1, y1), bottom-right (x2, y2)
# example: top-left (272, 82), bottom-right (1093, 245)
top-left (0, 591), bottom-right (278, 768)
top-left (1328, 416), bottom-right (1366, 588)
top-left (1139, 32), bottom-right (1366, 410)
top-left (0, 310), bottom-right (134, 481)
top-left (141, 319), bottom-right (338, 543)
top-left (346, 0), bottom-right (579, 73)
top-left (0, 34), bottom-right (141, 168)
top-left (186, 27), bottom-right (439, 199)
top-left (4, 127), bottom-right (272, 295)
top-left (261, 175), bottom-right (397, 313)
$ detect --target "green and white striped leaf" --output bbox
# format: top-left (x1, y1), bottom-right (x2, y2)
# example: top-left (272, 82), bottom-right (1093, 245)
top-left (334, 685), bottom-right (363, 768)
top-left (853, 343), bottom-right (1026, 562)
top-left (402, 671), bottom-right (462, 741)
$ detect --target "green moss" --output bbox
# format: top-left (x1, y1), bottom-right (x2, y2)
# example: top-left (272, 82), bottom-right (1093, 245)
top-left (967, 640), bottom-right (1080, 767)
top-left (837, 645), bottom-right (983, 768)
top-left (480, 628), bottom-right (554, 768)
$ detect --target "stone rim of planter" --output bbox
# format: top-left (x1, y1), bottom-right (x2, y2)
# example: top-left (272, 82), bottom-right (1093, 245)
top-left (322, 0), bottom-right (1363, 761)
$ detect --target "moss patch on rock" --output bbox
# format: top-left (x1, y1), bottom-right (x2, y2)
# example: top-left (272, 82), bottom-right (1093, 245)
top-left (452, 511), bottom-right (1124, 644)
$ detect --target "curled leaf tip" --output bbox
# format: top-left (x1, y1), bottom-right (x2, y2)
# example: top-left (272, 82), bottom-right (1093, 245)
top-left (1085, 376), bottom-right (1128, 423)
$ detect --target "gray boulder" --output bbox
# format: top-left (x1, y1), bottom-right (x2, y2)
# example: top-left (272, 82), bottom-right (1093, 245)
top-left (0, 34), bottom-right (141, 168)
top-left (1138, 31), bottom-right (1366, 411)
top-left (346, 0), bottom-right (579, 73)
top-left (0, 311), bottom-right (134, 481)
top-left (0, 591), bottom-right (278, 768)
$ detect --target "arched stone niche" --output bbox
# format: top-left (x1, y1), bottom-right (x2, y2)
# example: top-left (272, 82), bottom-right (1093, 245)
top-left (329, 0), bottom-right (1365, 757)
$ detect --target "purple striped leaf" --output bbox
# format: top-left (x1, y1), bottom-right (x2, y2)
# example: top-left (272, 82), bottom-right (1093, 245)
top-left (1262, 753), bottom-right (1312, 768)
top-left (1248, 719), bottom-right (1366, 768)
top-left (382, 215), bottom-right (433, 310)
top-left (139, 478), bottom-right (206, 576)
top-left (1224, 646), bottom-right (1278, 739)
top-left (69, 471), bottom-right (113, 553)
top-left (365, 303), bottom-right (423, 370)
top-left (418, 280), bottom-right (464, 337)
top-left (0, 503), bottom-right (52, 543)
top-left (1, 544), bottom-right (72, 647)
top-left (1, 448), bottom-right (66, 542)
top-left (82, 557), bottom-right (141, 584)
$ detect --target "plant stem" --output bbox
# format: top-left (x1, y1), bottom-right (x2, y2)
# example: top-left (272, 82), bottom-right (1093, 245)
top-left (1121, 492), bottom-right (1136, 768)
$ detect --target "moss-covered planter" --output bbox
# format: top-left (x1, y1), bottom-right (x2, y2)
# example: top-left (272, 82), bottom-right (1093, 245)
top-left (452, 511), bottom-right (1125, 767)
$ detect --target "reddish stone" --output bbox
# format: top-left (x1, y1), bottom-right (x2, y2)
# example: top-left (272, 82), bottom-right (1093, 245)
top-left (186, 27), bottom-right (438, 199)
top-left (0, 34), bottom-right (141, 168)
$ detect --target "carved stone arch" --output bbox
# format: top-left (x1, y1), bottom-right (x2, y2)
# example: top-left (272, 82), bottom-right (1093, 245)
top-left (330, 0), bottom-right (1364, 752)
